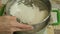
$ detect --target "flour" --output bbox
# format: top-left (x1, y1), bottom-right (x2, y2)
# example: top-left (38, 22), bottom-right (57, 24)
top-left (10, 1), bottom-right (48, 25)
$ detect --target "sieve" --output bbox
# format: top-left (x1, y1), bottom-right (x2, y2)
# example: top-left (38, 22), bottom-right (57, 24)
top-left (4, 0), bottom-right (51, 34)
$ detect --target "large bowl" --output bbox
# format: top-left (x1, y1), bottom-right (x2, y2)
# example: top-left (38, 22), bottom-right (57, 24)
top-left (5, 0), bottom-right (51, 34)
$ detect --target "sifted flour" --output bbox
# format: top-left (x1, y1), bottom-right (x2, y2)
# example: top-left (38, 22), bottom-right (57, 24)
top-left (10, 1), bottom-right (48, 25)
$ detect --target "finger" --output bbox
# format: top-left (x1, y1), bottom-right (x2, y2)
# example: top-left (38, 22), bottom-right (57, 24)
top-left (3, 16), bottom-right (17, 21)
top-left (11, 28), bottom-right (22, 32)
top-left (13, 22), bottom-right (33, 30)
top-left (0, 16), bottom-right (17, 22)
top-left (5, 16), bottom-right (16, 20)
top-left (11, 28), bottom-right (29, 32)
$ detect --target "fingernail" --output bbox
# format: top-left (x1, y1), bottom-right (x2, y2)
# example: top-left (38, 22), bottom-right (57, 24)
top-left (28, 26), bottom-right (34, 30)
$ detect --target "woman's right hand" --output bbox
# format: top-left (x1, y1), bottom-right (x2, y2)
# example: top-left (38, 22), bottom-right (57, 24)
top-left (0, 16), bottom-right (33, 34)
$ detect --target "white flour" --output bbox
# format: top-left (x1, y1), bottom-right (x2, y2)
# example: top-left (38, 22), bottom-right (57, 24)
top-left (10, 2), bottom-right (48, 25)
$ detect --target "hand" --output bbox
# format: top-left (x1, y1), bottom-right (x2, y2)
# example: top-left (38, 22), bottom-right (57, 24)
top-left (0, 16), bottom-right (33, 34)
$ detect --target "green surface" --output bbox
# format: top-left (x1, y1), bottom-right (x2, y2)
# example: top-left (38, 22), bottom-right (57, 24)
top-left (52, 10), bottom-right (60, 25)
top-left (0, 5), bottom-right (6, 16)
